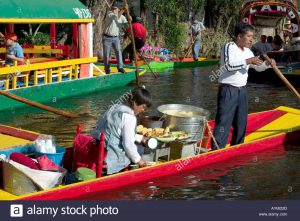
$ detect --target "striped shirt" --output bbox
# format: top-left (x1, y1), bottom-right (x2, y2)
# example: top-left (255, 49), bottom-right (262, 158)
top-left (218, 42), bottom-right (269, 87)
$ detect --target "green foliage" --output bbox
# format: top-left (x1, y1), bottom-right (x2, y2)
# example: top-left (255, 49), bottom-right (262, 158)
top-left (146, 0), bottom-right (193, 50)
top-left (18, 33), bottom-right (50, 45)
top-left (202, 28), bottom-right (231, 58)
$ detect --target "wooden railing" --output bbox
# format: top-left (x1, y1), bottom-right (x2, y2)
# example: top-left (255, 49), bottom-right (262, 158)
top-left (0, 57), bottom-right (97, 90)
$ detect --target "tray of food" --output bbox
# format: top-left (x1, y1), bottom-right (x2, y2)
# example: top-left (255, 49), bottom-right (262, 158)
top-left (136, 125), bottom-right (190, 142)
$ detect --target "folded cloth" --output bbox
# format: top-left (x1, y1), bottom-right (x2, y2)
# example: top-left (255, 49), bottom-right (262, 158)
top-left (10, 152), bottom-right (40, 170)
top-left (37, 155), bottom-right (61, 171)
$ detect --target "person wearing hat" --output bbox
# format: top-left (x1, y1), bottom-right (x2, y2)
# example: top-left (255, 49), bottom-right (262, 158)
top-left (103, 1), bottom-right (128, 74)
top-left (122, 16), bottom-right (147, 63)
top-left (188, 17), bottom-right (206, 61)
top-left (5, 33), bottom-right (24, 66)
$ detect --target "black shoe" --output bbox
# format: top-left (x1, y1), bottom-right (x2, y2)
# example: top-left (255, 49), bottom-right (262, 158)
top-left (105, 70), bottom-right (110, 75)
top-left (118, 68), bottom-right (126, 73)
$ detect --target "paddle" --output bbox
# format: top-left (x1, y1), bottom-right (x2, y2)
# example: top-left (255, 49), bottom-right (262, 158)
top-left (0, 90), bottom-right (79, 118)
top-left (124, 0), bottom-right (140, 86)
top-left (183, 36), bottom-right (196, 59)
top-left (121, 26), bottom-right (159, 79)
top-left (261, 53), bottom-right (300, 102)
top-left (138, 53), bottom-right (159, 79)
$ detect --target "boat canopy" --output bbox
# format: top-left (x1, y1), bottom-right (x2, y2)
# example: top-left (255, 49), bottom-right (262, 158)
top-left (241, 0), bottom-right (300, 37)
top-left (0, 0), bottom-right (93, 23)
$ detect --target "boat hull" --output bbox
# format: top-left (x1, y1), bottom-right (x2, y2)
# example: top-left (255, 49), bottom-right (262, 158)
top-left (141, 59), bottom-right (218, 72)
top-left (1, 106), bottom-right (299, 200)
top-left (19, 128), bottom-right (299, 200)
top-left (0, 64), bottom-right (144, 111)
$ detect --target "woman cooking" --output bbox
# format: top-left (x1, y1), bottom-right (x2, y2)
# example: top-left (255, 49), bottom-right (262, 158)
top-left (91, 87), bottom-right (152, 175)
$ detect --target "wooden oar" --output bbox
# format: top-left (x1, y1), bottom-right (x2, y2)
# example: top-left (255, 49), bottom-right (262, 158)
top-left (124, 0), bottom-right (140, 86)
top-left (261, 53), bottom-right (300, 101)
top-left (183, 36), bottom-right (196, 59)
top-left (0, 90), bottom-right (79, 118)
top-left (139, 53), bottom-right (158, 79)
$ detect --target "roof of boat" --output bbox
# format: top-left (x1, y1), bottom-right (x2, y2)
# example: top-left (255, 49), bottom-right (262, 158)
top-left (0, 0), bottom-right (93, 23)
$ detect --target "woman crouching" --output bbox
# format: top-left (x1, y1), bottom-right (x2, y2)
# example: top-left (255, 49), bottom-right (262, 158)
top-left (91, 87), bottom-right (151, 175)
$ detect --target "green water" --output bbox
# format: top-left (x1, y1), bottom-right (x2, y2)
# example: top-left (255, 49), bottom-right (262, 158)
top-left (1, 66), bottom-right (300, 200)
top-left (1, 66), bottom-right (299, 147)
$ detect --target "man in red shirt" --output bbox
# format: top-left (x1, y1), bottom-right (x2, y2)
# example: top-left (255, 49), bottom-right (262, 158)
top-left (123, 16), bottom-right (147, 63)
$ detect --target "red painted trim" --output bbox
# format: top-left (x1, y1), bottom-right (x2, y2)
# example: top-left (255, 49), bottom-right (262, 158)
top-left (207, 110), bottom-right (286, 147)
top-left (72, 24), bottom-right (79, 59)
top-left (50, 24), bottom-right (56, 49)
top-left (0, 125), bottom-right (39, 141)
top-left (20, 129), bottom-right (300, 200)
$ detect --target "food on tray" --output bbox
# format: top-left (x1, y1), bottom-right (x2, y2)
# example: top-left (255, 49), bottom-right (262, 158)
top-left (162, 110), bottom-right (202, 117)
top-left (136, 125), bottom-right (168, 137)
top-left (136, 125), bottom-right (190, 142)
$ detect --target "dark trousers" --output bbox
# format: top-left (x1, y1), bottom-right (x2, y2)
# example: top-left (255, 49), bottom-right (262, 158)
top-left (122, 38), bottom-right (145, 62)
top-left (211, 85), bottom-right (248, 150)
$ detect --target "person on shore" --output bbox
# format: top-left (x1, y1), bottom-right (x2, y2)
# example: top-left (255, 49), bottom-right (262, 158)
top-left (122, 16), bottom-right (147, 63)
top-left (5, 33), bottom-right (24, 66)
top-left (103, 2), bottom-right (128, 74)
top-left (188, 17), bottom-right (206, 61)
top-left (91, 87), bottom-right (151, 174)
top-left (211, 23), bottom-right (275, 150)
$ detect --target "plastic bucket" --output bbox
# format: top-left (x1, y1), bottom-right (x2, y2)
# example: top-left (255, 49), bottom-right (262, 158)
top-left (35, 146), bottom-right (66, 166)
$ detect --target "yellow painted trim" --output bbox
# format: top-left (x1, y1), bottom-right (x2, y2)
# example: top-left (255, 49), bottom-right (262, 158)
top-left (0, 134), bottom-right (32, 150)
top-left (0, 57), bottom-right (98, 76)
top-left (0, 48), bottom-right (62, 54)
top-left (245, 108), bottom-right (300, 143)
top-left (276, 106), bottom-right (300, 115)
top-left (0, 19), bottom-right (94, 24)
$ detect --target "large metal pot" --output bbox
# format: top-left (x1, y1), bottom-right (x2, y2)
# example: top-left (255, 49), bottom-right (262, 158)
top-left (157, 104), bottom-right (210, 141)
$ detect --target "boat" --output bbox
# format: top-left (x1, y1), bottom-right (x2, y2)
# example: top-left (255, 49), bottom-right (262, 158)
top-left (0, 0), bottom-right (146, 112)
top-left (0, 106), bottom-right (299, 200)
top-left (140, 58), bottom-right (219, 72)
top-left (241, 0), bottom-right (300, 79)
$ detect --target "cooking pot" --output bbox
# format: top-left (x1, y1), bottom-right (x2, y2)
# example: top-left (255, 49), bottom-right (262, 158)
top-left (157, 104), bottom-right (210, 141)
top-left (138, 115), bottom-right (164, 128)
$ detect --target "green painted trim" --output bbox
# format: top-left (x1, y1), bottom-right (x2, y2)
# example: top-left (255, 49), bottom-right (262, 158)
top-left (141, 59), bottom-right (219, 72)
top-left (0, 0), bottom-right (91, 20)
top-left (0, 65), bottom-right (138, 111)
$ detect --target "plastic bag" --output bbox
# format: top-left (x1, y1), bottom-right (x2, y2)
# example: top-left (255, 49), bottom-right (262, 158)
top-left (34, 134), bottom-right (56, 154)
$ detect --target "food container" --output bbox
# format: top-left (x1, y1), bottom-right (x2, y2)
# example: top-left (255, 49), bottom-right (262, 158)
top-left (138, 115), bottom-right (164, 128)
top-left (157, 104), bottom-right (210, 141)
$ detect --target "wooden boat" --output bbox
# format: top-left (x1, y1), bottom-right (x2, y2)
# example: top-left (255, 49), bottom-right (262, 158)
top-left (0, 106), bottom-right (299, 200)
top-left (0, 0), bottom-right (146, 112)
top-left (241, 0), bottom-right (300, 78)
top-left (140, 58), bottom-right (218, 72)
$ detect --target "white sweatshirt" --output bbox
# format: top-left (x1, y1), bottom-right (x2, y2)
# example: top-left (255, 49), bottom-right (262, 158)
top-left (218, 42), bottom-right (269, 87)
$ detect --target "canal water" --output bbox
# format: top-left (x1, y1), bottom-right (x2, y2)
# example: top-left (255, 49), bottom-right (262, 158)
top-left (1, 65), bottom-right (299, 200)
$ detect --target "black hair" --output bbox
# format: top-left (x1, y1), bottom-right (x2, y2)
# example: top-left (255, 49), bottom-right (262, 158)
top-left (125, 87), bottom-right (152, 108)
top-left (234, 23), bottom-right (255, 38)
top-left (267, 36), bottom-right (273, 43)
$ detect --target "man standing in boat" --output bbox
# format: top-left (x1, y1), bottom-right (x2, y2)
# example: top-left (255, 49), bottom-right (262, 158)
top-left (188, 17), bottom-right (206, 61)
top-left (211, 23), bottom-right (275, 150)
top-left (103, 2), bottom-right (128, 74)
top-left (122, 16), bottom-right (147, 64)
